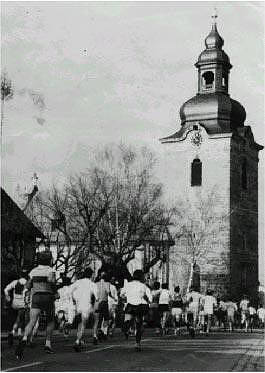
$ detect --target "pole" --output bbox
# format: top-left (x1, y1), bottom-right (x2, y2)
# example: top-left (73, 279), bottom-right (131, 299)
top-left (115, 173), bottom-right (120, 252)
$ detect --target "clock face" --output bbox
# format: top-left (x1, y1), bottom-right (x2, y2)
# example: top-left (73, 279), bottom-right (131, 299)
top-left (191, 131), bottom-right (202, 147)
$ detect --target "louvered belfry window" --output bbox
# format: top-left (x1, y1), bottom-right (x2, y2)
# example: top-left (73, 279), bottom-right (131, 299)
top-left (191, 158), bottom-right (202, 186)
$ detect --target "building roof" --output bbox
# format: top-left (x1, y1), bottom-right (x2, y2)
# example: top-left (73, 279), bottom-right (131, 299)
top-left (1, 188), bottom-right (44, 239)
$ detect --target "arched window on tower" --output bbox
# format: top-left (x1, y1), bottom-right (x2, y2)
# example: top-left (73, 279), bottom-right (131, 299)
top-left (241, 159), bottom-right (247, 190)
top-left (202, 71), bottom-right (214, 90)
top-left (191, 158), bottom-right (202, 186)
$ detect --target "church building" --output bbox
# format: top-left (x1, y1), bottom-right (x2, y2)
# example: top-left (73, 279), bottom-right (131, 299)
top-left (160, 17), bottom-right (263, 300)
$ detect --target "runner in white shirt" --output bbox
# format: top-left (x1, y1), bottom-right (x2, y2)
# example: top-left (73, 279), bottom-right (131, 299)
top-left (108, 277), bottom-right (118, 337)
top-left (239, 295), bottom-right (250, 332)
top-left (185, 286), bottom-right (202, 337)
top-left (4, 272), bottom-right (28, 346)
top-left (158, 283), bottom-right (171, 335)
top-left (248, 305), bottom-right (256, 332)
top-left (257, 306), bottom-right (265, 328)
top-left (120, 270), bottom-right (151, 351)
top-left (225, 300), bottom-right (238, 332)
top-left (203, 290), bottom-right (217, 335)
top-left (70, 267), bottom-right (98, 352)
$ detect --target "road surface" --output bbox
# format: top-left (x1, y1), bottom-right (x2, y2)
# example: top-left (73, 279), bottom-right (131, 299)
top-left (1, 330), bottom-right (264, 371)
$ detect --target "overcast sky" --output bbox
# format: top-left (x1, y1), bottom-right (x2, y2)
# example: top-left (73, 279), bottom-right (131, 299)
top-left (1, 1), bottom-right (264, 278)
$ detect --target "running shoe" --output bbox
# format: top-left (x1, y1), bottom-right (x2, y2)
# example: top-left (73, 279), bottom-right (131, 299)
top-left (44, 346), bottom-right (55, 354)
top-left (15, 340), bottom-right (26, 360)
top-left (7, 332), bottom-right (14, 347)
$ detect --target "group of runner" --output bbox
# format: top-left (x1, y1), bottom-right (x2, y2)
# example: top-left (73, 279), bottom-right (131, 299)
top-left (4, 251), bottom-right (265, 360)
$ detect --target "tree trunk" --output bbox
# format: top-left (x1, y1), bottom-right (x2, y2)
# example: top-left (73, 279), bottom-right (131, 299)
top-left (186, 261), bottom-right (194, 294)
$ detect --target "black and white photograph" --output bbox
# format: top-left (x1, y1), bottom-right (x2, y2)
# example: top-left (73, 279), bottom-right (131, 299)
top-left (1, 1), bottom-right (264, 371)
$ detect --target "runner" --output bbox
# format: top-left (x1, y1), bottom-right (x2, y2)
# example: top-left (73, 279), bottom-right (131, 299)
top-left (108, 277), bottom-right (118, 337)
top-left (203, 289), bottom-right (217, 335)
top-left (225, 299), bottom-right (237, 332)
top-left (248, 304), bottom-right (256, 332)
top-left (55, 277), bottom-right (74, 337)
top-left (149, 281), bottom-right (161, 334)
top-left (257, 305), bottom-right (265, 328)
top-left (185, 286), bottom-right (202, 337)
top-left (94, 271), bottom-right (111, 343)
top-left (120, 270), bottom-right (151, 351)
top-left (4, 270), bottom-right (28, 346)
top-left (239, 295), bottom-right (250, 332)
top-left (171, 286), bottom-right (183, 336)
top-left (15, 251), bottom-right (57, 360)
top-left (70, 267), bottom-right (98, 351)
top-left (158, 283), bottom-right (171, 335)
top-left (217, 297), bottom-right (227, 331)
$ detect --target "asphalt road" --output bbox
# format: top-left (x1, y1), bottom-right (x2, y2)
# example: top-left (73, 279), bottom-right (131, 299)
top-left (1, 331), bottom-right (264, 372)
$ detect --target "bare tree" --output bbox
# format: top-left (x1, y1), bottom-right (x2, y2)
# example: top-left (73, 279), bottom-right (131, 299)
top-left (171, 190), bottom-right (229, 294)
top-left (87, 144), bottom-right (173, 281)
top-left (1, 71), bottom-right (14, 137)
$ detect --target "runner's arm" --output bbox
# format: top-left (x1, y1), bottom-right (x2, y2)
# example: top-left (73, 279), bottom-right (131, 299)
top-left (4, 280), bottom-right (16, 299)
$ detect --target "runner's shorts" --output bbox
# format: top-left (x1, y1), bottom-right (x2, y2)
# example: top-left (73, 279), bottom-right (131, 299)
top-left (95, 301), bottom-right (110, 320)
top-left (171, 307), bottom-right (182, 319)
top-left (227, 313), bottom-right (235, 323)
top-left (31, 293), bottom-right (55, 322)
top-left (125, 303), bottom-right (149, 317)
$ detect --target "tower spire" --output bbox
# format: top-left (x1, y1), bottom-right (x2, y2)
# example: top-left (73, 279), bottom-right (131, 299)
top-left (211, 7), bottom-right (218, 26)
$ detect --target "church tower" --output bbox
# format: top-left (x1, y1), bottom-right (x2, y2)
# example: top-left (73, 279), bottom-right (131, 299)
top-left (160, 15), bottom-right (263, 300)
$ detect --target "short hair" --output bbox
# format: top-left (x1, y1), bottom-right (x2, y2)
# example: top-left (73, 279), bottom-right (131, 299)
top-left (207, 289), bottom-right (213, 296)
top-left (83, 267), bottom-right (93, 279)
top-left (174, 286), bottom-right (180, 293)
top-left (37, 251), bottom-right (52, 266)
top-left (162, 283), bottom-right (168, 290)
top-left (133, 270), bottom-right (144, 282)
top-left (153, 281), bottom-right (160, 290)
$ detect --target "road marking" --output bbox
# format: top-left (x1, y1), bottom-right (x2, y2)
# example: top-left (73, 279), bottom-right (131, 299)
top-left (4, 362), bottom-right (43, 372)
top-left (83, 345), bottom-right (117, 354)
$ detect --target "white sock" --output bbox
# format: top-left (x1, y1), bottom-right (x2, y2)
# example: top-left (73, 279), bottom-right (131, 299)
top-left (75, 339), bottom-right (80, 344)
top-left (45, 340), bottom-right (51, 348)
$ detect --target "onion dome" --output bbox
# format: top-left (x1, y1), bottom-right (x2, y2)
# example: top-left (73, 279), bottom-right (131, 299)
top-left (205, 23), bottom-right (224, 49)
top-left (179, 93), bottom-right (246, 132)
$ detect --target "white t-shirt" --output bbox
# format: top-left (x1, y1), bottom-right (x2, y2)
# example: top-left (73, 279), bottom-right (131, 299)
top-left (108, 284), bottom-right (118, 307)
top-left (4, 278), bottom-right (27, 309)
top-left (70, 278), bottom-right (98, 313)
top-left (257, 308), bottom-right (265, 321)
top-left (55, 285), bottom-right (72, 313)
top-left (248, 306), bottom-right (256, 315)
top-left (226, 301), bottom-right (237, 316)
top-left (120, 280), bottom-right (151, 305)
top-left (186, 291), bottom-right (201, 311)
top-left (203, 295), bottom-right (217, 315)
top-left (159, 289), bottom-right (171, 305)
top-left (240, 299), bottom-right (249, 311)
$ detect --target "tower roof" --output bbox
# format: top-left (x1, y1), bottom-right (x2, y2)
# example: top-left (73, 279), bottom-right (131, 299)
top-left (160, 14), bottom-right (248, 142)
top-left (205, 22), bottom-right (224, 50)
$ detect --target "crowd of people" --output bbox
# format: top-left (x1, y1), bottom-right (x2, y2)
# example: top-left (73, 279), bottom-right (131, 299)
top-left (3, 251), bottom-right (265, 360)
